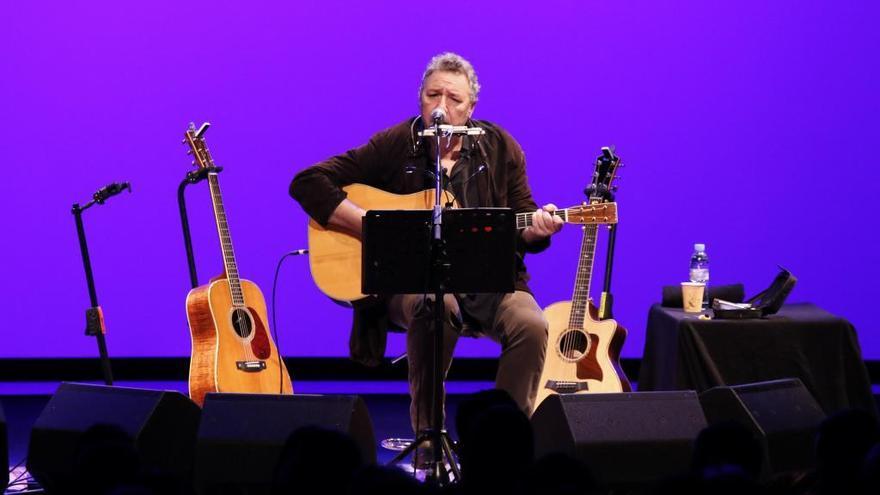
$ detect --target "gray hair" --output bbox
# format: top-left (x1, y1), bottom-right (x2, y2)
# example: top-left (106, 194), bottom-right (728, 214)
top-left (419, 52), bottom-right (481, 104)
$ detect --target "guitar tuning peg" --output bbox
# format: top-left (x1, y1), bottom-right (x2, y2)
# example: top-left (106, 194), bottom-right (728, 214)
top-left (191, 160), bottom-right (196, 167)
top-left (186, 150), bottom-right (193, 155)
top-left (181, 139), bottom-right (186, 144)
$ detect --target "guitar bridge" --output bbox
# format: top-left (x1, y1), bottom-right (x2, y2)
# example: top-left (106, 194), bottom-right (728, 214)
top-left (236, 361), bottom-right (267, 372)
top-left (545, 380), bottom-right (589, 394)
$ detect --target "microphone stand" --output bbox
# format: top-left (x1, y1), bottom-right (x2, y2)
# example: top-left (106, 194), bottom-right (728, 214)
top-left (387, 118), bottom-right (463, 483)
top-left (177, 166), bottom-right (223, 288)
top-left (426, 116), bottom-right (458, 483)
top-left (71, 183), bottom-right (131, 386)
top-left (412, 116), bottom-right (457, 482)
top-left (387, 119), bottom-right (486, 482)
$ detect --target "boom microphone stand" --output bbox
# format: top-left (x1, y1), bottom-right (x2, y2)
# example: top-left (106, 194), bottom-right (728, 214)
top-left (71, 181), bottom-right (131, 386)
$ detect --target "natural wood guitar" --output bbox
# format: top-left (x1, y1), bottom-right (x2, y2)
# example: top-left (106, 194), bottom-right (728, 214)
top-left (307, 183), bottom-right (619, 303)
top-left (182, 123), bottom-right (293, 407)
top-left (534, 149), bottom-right (631, 411)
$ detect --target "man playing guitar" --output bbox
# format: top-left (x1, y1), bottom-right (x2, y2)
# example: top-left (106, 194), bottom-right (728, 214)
top-left (290, 52), bottom-right (563, 434)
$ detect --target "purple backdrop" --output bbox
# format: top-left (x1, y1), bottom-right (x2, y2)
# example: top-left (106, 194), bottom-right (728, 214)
top-left (3, 2), bottom-right (879, 360)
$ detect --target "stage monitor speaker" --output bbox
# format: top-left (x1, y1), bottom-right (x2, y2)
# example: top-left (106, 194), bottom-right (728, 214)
top-left (26, 382), bottom-right (200, 494)
top-left (1, 401), bottom-right (8, 492)
top-left (195, 393), bottom-right (376, 494)
top-left (531, 391), bottom-right (708, 487)
top-left (699, 378), bottom-right (826, 474)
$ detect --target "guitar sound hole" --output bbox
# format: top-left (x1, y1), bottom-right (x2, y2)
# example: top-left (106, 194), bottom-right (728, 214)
top-left (557, 329), bottom-right (591, 361)
top-left (231, 309), bottom-right (253, 339)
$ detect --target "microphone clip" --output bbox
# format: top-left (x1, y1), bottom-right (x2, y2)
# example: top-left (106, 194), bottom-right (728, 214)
top-left (93, 182), bottom-right (132, 205)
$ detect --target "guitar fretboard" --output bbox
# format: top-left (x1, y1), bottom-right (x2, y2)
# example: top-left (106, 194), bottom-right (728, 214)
top-left (515, 209), bottom-right (568, 229)
top-left (207, 173), bottom-right (244, 307)
top-left (568, 223), bottom-right (598, 328)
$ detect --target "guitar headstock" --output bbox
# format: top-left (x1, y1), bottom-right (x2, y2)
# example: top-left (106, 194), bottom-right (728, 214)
top-left (183, 122), bottom-right (215, 170)
top-left (585, 146), bottom-right (621, 204)
top-left (566, 202), bottom-right (618, 225)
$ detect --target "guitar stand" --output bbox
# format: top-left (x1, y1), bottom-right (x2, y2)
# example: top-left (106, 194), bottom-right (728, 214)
top-left (177, 166), bottom-right (222, 288)
top-left (590, 147), bottom-right (619, 321)
top-left (598, 222), bottom-right (618, 319)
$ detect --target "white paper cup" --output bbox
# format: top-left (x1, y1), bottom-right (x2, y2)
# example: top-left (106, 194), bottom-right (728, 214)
top-left (681, 282), bottom-right (706, 313)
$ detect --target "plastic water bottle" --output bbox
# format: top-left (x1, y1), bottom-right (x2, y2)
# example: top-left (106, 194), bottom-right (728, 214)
top-left (689, 244), bottom-right (709, 308)
top-left (689, 244), bottom-right (709, 283)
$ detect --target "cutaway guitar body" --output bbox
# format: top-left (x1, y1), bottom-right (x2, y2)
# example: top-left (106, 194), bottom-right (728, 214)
top-left (186, 278), bottom-right (292, 407)
top-left (535, 302), bottom-right (630, 409)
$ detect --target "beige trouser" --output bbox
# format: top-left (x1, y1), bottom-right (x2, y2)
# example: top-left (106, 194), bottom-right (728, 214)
top-left (388, 290), bottom-right (548, 433)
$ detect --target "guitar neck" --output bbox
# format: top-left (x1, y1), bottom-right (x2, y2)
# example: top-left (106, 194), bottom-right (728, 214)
top-left (515, 209), bottom-right (568, 229)
top-left (568, 224), bottom-right (599, 328)
top-left (207, 173), bottom-right (244, 306)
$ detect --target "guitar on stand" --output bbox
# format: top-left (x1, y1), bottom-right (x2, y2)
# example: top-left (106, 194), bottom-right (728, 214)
top-left (183, 122), bottom-right (293, 407)
top-left (534, 147), bottom-right (631, 410)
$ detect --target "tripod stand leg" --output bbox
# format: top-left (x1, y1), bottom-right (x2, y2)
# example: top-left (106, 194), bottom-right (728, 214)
top-left (387, 434), bottom-right (429, 466)
top-left (386, 431), bottom-right (459, 483)
top-left (440, 433), bottom-right (461, 480)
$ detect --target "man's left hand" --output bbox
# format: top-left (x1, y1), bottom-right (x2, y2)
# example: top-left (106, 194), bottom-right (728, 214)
top-left (522, 203), bottom-right (564, 244)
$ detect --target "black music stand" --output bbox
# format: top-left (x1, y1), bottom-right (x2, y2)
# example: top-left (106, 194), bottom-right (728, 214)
top-left (363, 208), bottom-right (516, 481)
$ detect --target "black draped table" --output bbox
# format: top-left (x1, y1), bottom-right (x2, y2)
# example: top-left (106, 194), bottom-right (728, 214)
top-left (638, 302), bottom-right (876, 415)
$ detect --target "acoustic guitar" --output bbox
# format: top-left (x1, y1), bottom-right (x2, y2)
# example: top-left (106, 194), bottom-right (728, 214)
top-left (307, 183), bottom-right (619, 303)
top-left (183, 122), bottom-right (293, 407)
top-left (534, 148), bottom-right (631, 411)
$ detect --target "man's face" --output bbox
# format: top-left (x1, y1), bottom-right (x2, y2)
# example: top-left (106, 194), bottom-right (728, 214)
top-left (420, 70), bottom-right (474, 127)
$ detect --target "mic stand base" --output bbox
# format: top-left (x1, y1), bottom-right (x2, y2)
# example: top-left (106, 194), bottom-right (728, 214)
top-left (387, 429), bottom-right (461, 482)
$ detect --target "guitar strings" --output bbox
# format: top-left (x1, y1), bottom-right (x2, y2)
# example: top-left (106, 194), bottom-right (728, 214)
top-left (204, 146), bottom-right (252, 361)
top-left (209, 172), bottom-right (254, 362)
top-left (566, 223), bottom-right (597, 366)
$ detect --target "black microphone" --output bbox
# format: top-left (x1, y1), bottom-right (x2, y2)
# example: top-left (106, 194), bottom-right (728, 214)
top-left (431, 107), bottom-right (446, 125)
top-left (93, 182), bottom-right (131, 204)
